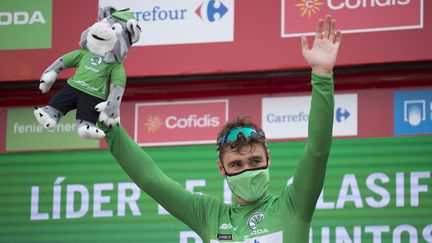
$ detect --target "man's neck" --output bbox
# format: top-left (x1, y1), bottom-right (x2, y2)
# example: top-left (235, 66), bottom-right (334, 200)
top-left (236, 196), bottom-right (248, 205)
top-left (235, 192), bottom-right (269, 205)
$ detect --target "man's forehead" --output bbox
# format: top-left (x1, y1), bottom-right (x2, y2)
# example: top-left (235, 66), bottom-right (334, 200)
top-left (223, 144), bottom-right (266, 158)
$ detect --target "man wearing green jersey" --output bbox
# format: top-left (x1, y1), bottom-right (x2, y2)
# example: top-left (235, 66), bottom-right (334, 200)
top-left (104, 15), bottom-right (341, 242)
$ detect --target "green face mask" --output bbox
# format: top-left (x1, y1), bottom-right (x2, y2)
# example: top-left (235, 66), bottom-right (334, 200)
top-left (226, 168), bottom-right (270, 203)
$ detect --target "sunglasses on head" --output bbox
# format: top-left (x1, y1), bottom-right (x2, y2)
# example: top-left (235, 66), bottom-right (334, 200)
top-left (217, 127), bottom-right (265, 147)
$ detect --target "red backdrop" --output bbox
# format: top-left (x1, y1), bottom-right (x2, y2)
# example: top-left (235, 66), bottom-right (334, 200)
top-left (0, 0), bottom-right (431, 82)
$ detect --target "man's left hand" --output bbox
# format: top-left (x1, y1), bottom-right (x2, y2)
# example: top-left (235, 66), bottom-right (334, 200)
top-left (301, 15), bottom-right (342, 76)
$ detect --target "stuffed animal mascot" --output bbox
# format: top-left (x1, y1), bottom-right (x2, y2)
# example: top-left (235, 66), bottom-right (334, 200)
top-left (34, 7), bottom-right (141, 139)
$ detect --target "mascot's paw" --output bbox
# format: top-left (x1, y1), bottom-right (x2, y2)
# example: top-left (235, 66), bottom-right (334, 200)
top-left (95, 101), bottom-right (120, 127)
top-left (33, 107), bottom-right (57, 131)
top-left (39, 71), bottom-right (57, 93)
top-left (77, 124), bottom-right (105, 139)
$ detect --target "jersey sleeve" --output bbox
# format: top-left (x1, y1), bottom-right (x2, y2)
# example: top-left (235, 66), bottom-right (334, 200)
top-left (280, 72), bottom-right (334, 222)
top-left (110, 64), bottom-right (126, 87)
top-left (60, 50), bottom-right (83, 68)
top-left (104, 124), bottom-right (217, 236)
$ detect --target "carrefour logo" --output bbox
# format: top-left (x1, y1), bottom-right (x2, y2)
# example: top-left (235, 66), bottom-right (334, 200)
top-left (131, 0), bottom-right (229, 23)
top-left (195, 0), bottom-right (229, 22)
top-left (100, 0), bottom-right (234, 46)
top-left (133, 6), bottom-right (187, 22)
top-left (262, 94), bottom-right (358, 139)
top-left (336, 107), bottom-right (350, 122)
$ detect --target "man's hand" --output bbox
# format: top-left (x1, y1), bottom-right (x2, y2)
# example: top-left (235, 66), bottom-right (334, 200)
top-left (301, 15), bottom-right (342, 76)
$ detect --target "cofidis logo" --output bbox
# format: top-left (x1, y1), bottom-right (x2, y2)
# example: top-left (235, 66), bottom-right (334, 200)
top-left (99, 0), bottom-right (234, 46)
top-left (282, 0), bottom-right (423, 37)
top-left (0, 0), bottom-right (52, 50)
top-left (135, 100), bottom-right (228, 146)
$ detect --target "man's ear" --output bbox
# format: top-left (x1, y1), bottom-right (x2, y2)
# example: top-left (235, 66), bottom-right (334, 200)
top-left (217, 160), bottom-right (226, 176)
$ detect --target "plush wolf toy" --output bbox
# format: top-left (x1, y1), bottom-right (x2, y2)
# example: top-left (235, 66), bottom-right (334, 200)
top-left (34, 7), bottom-right (140, 139)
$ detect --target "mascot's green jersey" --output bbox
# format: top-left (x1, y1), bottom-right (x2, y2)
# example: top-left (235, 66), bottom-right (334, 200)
top-left (61, 49), bottom-right (126, 100)
top-left (105, 73), bottom-right (334, 243)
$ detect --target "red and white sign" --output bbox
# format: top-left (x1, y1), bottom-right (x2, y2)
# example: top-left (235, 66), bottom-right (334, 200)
top-left (134, 100), bottom-right (228, 146)
top-left (262, 93), bottom-right (358, 139)
top-left (1, 0), bottom-right (432, 82)
top-left (282, 0), bottom-right (423, 37)
top-left (100, 0), bottom-right (234, 46)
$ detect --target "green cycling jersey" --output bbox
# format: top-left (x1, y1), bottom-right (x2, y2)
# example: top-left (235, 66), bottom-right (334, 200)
top-left (62, 49), bottom-right (126, 100)
top-left (105, 72), bottom-right (334, 242)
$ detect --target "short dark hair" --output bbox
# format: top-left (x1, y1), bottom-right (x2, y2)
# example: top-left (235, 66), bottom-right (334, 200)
top-left (216, 117), bottom-right (266, 161)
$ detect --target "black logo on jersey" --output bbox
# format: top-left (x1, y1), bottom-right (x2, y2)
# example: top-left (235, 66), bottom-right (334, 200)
top-left (217, 234), bottom-right (233, 240)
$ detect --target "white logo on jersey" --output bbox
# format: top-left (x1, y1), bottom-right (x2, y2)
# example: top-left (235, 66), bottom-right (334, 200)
top-left (247, 212), bottom-right (264, 230)
top-left (219, 223), bottom-right (237, 231)
top-left (89, 55), bottom-right (102, 66)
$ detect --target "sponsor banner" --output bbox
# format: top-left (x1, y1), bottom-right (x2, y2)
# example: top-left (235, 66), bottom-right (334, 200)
top-left (282, 0), bottom-right (423, 37)
top-left (0, 136), bottom-right (430, 242)
top-left (134, 99), bottom-right (228, 146)
top-left (6, 108), bottom-right (99, 151)
top-left (262, 94), bottom-right (357, 139)
top-left (99, 0), bottom-right (234, 46)
top-left (0, 0), bottom-right (52, 50)
top-left (334, 94), bottom-right (358, 136)
top-left (394, 89), bottom-right (432, 136)
top-left (1, 0), bottom-right (432, 82)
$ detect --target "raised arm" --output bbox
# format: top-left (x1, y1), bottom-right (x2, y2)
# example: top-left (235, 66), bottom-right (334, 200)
top-left (289, 15), bottom-right (341, 221)
top-left (104, 125), bottom-right (217, 235)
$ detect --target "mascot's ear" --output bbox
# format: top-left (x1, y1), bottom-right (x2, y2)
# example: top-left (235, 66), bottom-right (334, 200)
top-left (127, 19), bottom-right (141, 44)
top-left (98, 6), bottom-right (117, 21)
top-left (79, 27), bottom-right (90, 49)
top-left (110, 35), bottom-right (129, 63)
top-left (104, 51), bottom-right (116, 64)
